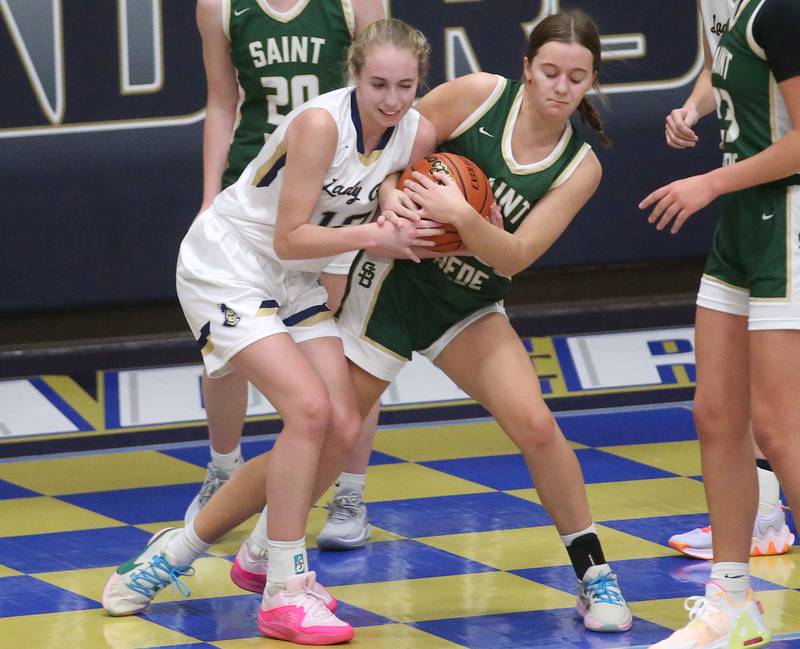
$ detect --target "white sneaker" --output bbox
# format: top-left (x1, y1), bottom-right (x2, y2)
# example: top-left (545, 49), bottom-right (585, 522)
top-left (230, 540), bottom-right (338, 611)
top-left (257, 571), bottom-right (353, 645)
top-left (102, 528), bottom-right (193, 615)
top-left (316, 490), bottom-right (371, 550)
top-left (184, 463), bottom-right (233, 525)
top-left (649, 583), bottom-right (770, 648)
top-left (668, 503), bottom-right (795, 560)
top-left (576, 564), bottom-right (633, 632)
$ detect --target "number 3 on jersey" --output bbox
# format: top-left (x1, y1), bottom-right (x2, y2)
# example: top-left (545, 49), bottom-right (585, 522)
top-left (261, 75), bottom-right (320, 130)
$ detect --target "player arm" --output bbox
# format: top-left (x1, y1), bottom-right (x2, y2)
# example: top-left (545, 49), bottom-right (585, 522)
top-left (377, 115), bottom-right (437, 218)
top-left (274, 110), bottom-right (427, 260)
top-left (416, 73), bottom-right (501, 144)
top-left (352, 0), bottom-right (386, 36)
top-left (665, 3), bottom-right (716, 149)
top-left (197, 0), bottom-right (239, 212)
top-left (462, 152), bottom-right (601, 276)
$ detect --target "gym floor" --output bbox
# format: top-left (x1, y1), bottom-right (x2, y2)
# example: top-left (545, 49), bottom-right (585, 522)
top-left (1, 260), bottom-right (798, 649)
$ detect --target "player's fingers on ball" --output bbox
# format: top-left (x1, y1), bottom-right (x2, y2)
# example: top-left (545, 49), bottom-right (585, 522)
top-left (411, 170), bottom-right (437, 188)
top-left (432, 170), bottom-right (456, 185)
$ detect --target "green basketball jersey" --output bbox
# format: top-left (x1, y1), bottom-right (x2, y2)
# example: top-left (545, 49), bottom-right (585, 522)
top-left (712, 0), bottom-right (799, 184)
top-left (222, 0), bottom-right (354, 187)
top-left (408, 76), bottom-right (592, 311)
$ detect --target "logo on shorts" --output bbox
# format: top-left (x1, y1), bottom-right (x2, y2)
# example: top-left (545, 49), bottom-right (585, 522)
top-left (218, 303), bottom-right (240, 327)
top-left (761, 213), bottom-right (774, 221)
top-left (358, 261), bottom-right (376, 288)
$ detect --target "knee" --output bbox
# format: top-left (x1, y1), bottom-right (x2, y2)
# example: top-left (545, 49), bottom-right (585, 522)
top-left (693, 397), bottom-right (744, 446)
top-left (328, 403), bottom-right (363, 454)
top-left (751, 407), bottom-right (788, 460)
top-left (287, 392), bottom-right (332, 438)
top-left (508, 410), bottom-right (559, 453)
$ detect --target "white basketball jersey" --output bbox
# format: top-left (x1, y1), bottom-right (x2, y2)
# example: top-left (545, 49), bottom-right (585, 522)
top-left (213, 86), bottom-right (421, 273)
top-left (701, 0), bottom-right (737, 51)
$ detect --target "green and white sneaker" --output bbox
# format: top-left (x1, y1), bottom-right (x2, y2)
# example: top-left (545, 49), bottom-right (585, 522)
top-left (102, 528), bottom-right (194, 616)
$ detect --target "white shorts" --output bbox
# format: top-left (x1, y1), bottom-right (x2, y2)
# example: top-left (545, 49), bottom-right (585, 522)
top-left (177, 210), bottom-right (339, 377)
top-left (341, 303), bottom-right (506, 382)
top-left (696, 275), bottom-right (800, 330)
top-left (322, 251), bottom-right (357, 276)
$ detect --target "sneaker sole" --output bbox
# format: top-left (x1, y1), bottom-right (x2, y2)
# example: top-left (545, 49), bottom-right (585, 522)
top-left (258, 616), bottom-right (353, 645)
top-left (316, 525), bottom-right (371, 551)
top-left (576, 599), bottom-right (633, 633)
top-left (670, 526), bottom-right (795, 560)
top-left (230, 560), bottom-right (266, 593)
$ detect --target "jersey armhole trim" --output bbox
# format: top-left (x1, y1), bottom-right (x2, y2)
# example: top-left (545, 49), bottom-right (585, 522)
top-left (550, 142), bottom-right (592, 190)
top-left (746, 0), bottom-right (769, 60)
top-left (449, 75), bottom-right (506, 140)
top-left (222, 0), bottom-right (232, 41)
top-left (341, 0), bottom-right (356, 39)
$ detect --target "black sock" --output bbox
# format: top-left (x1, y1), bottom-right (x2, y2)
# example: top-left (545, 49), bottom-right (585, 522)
top-left (756, 458), bottom-right (773, 472)
top-left (566, 532), bottom-right (606, 580)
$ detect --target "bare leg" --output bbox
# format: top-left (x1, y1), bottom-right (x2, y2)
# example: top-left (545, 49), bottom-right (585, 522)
top-left (202, 369), bottom-right (248, 454)
top-left (750, 330), bottom-right (800, 526)
top-left (693, 307), bottom-right (755, 564)
top-left (435, 313), bottom-right (591, 534)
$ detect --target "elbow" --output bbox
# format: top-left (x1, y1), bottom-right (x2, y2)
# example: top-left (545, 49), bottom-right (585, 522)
top-left (273, 236), bottom-right (294, 260)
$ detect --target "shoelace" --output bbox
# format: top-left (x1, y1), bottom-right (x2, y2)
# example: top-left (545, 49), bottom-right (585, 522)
top-left (584, 572), bottom-right (625, 605)
top-left (298, 580), bottom-right (334, 621)
top-left (128, 553), bottom-right (195, 598)
top-left (684, 594), bottom-right (710, 622)
top-left (326, 493), bottom-right (363, 523)
top-left (197, 465), bottom-right (229, 506)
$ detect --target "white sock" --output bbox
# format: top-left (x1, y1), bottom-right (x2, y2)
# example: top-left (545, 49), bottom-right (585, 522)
top-left (710, 561), bottom-right (750, 602)
top-left (559, 523), bottom-right (596, 547)
top-left (247, 506), bottom-right (269, 551)
top-left (210, 444), bottom-right (243, 474)
top-left (335, 472), bottom-right (366, 496)
top-left (756, 466), bottom-right (780, 516)
top-left (265, 537), bottom-right (307, 594)
top-left (165, 520), bottom-right (211, 567)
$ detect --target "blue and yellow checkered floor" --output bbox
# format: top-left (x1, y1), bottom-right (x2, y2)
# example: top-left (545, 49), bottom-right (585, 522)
top-left (1, 403), bottom-right (799, 648)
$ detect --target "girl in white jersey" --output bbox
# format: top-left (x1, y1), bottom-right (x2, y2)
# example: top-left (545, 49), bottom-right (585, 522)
top-left (102, 19), bottom-right (437, 646)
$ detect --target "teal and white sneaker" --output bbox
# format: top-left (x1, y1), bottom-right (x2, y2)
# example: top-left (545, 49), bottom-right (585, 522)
top-left (577, 564), bottom-right (633, 632)
top-left (102, 528), bottom-right (194, 616)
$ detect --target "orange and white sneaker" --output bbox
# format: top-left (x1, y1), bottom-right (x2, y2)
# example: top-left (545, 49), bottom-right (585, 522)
top-left (230, 540), bottom-right (337, 611)
top-left (649, 583), bottom-right (770, 649)
top-left (668, 504), bottom-right (794, 560)
top-left (257, 571), bottom-right (353, 645)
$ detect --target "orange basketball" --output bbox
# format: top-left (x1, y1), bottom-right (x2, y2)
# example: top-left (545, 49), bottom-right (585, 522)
top-left (397, 153), bottom-right (492, 253)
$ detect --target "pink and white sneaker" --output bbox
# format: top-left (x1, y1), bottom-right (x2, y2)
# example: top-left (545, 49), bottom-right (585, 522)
top-left (257, 571), bottom-right (353, 645)
top-left (668, 504), bottom-right (795, 560)
top-left (231, 541), bottom-right (337, 611)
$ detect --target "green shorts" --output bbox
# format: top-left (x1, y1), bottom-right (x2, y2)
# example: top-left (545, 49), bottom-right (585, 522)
top-left (698, 184), bottom-right (800, 329)
top-left (337, 254), bottom-right (506, 381)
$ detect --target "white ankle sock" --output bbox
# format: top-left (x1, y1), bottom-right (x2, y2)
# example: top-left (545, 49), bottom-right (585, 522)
top-left (248, 507), bottom-right (269, 551)
top-left (165, 521), bottom-right (211, 567)
top-left (210, 445), bottom-right (243, 474)
top-left (266, 537), bottom-right (307, 593)
top-left (710, 561), bottom-right (750, 602)
top-left (335, 472), bottom-right (365, 496)
top-left (756, 466), bottom-right (780, 515)
top-left (559, 523), bottom-right (596, 547)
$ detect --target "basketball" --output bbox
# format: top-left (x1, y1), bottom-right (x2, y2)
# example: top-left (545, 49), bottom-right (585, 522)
top-left (397, 153), bottom-right (493, 253)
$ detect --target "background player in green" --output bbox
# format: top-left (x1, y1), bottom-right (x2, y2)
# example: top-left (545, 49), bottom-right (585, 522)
top-left (335, 9), bottom-right (633, 633)
top-left (640, 0), bottom-right (800, 646)
top-left (188, 0), bottom-right (384, 526)
top-left (660, 0), bottom-right (793, 562)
